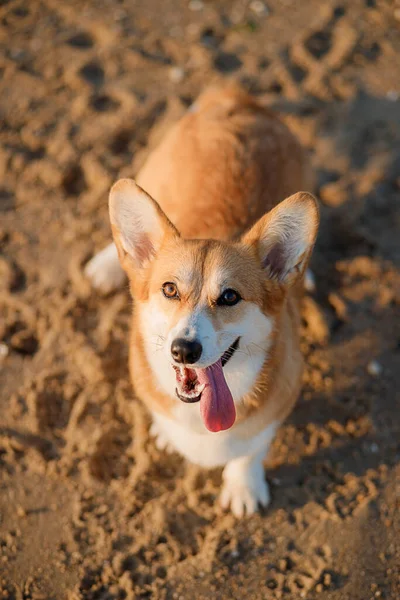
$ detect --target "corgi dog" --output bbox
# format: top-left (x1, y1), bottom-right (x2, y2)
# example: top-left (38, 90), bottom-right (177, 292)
top-left (85, 85), bottom-right (319, 517)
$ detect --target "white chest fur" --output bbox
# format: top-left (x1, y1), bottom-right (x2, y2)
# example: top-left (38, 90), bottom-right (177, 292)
top-left (151, 409), bottom-right (278, 468)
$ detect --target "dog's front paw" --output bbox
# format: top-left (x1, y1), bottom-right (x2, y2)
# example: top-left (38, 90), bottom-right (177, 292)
top-left (220, 455), bottom-right (270, 517)
top-left (220, 477), bottom-right (270, 518)
top-left (85, 244), bottom-right (126, 295)
top-left (150, 422), bottom-right (174, 453)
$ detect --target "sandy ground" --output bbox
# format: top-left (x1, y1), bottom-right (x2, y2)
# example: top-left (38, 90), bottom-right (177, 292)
top-left (1, 0), bottom-right (400, 598)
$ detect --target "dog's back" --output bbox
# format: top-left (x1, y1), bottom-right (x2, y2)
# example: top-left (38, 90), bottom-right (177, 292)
top-left (136, 85), bottom-right (312, 241)
top-left (85, 85), bottom-right (314, 295)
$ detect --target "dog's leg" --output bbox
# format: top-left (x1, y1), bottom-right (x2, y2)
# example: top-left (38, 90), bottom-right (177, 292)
top-left (150, 421), bottom-right (174, 454)
top-left (220, 419), bottom-right (279, 518)
top-left (84, 243), bottom-right (126, 294)
top-left (220, 448), bottom-right (271, 517)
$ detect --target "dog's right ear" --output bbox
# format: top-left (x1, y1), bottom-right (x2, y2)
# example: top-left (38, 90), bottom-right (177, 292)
top-left (109, 178), bottom-right (179, 271)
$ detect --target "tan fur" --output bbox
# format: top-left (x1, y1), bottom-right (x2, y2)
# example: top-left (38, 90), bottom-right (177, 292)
top-left (135, 85), bottom-right (314, 240)
top-left (111, 85), bottom-right (319, 442)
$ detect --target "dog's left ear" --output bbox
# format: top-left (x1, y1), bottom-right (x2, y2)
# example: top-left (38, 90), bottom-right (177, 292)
top-left (109, 178), bottom-right (179, 272)
top-left (241, 192), bottom-right (319, 286)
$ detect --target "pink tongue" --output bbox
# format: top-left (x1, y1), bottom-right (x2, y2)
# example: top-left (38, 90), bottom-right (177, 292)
top-left (197, 359), bottom-right (236, 432)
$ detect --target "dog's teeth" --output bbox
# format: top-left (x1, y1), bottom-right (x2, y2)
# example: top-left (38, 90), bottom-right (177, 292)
top-left (179, 386), bottom-right (203, 399)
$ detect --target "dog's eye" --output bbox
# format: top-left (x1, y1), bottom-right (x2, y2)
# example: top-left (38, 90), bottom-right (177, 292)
top-left (217, 288), bottom-right (241, 306)
top-left (162, 282), bottom-right (179, 299)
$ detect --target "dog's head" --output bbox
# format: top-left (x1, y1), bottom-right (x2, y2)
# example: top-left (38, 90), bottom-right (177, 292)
top-left (110, 179), bottom-right (319, 432)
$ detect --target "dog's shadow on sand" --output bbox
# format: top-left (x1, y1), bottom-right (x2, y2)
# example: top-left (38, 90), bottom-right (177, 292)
top-left (262, 89), bottom-right (400, 519)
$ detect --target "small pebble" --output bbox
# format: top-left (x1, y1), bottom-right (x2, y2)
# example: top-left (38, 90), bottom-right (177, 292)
top-left (0, 343), bottom-right (9, 359)
top-left (169, 66), bottom-right (185, 83)
top-left (250, 1), bottom-right (270, 15)
top-left (304, 269), bottom-right (316, 293)
top-left (367, 360), bottom-right (382, 377)
top-left (386, 90), bottom-right (399, 101)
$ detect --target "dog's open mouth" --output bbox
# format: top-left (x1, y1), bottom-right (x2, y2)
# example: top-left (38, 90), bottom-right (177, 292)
top-left (174, 337), bottom-right (239, 403)
top-left (173, 337), bottom-right (240, 433)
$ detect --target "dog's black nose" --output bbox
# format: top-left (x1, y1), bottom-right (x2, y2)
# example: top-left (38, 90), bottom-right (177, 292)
top-left (171, 338), bottom-right (202, 364)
